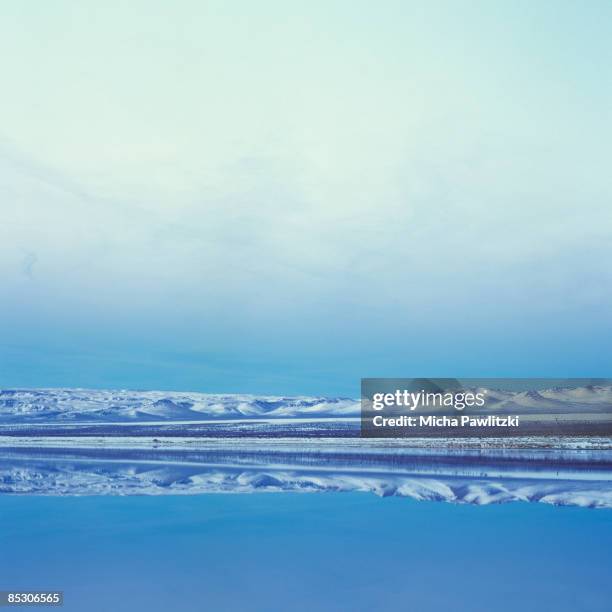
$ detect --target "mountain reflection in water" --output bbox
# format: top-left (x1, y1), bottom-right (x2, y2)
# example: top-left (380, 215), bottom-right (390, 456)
top-left (1, 445), bottom-right (611, 508)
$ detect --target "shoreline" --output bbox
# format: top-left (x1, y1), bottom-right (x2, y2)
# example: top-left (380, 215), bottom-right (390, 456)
top-left (1, 435), bottom-right (612, 450)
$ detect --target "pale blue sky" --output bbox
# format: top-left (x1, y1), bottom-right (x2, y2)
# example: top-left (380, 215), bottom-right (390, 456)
top-left (1, 1), bottom-right (611, 395)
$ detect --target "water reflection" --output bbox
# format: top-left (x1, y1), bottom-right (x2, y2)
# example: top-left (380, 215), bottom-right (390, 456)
top-left (1, 445), bottom-right (612, 507)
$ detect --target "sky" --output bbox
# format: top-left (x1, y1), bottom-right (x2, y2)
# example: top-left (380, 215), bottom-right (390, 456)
top-left (1, 1), bottom-right (611, 396)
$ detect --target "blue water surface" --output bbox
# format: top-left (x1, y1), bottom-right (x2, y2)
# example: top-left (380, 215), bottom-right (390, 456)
top-left (1, 493), bottom-right (611, 612)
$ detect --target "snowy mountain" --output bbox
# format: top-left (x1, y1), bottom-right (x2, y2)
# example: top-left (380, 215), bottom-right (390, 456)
top-left (0, 385), bottom-right (611, 423)
top-left (477, 385), bottom-right (612, 412)
top-left (0, 388), bottom-right (359, 422)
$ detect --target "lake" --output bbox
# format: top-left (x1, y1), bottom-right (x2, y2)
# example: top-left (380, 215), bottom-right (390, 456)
top-left (1, 492), bottom-right (611, 611)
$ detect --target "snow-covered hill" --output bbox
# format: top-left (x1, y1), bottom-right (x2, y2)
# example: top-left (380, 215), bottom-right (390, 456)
top-left (0, 385), bottom-right (611, 423)
top-left (0, 388), bottom-right (359, 422)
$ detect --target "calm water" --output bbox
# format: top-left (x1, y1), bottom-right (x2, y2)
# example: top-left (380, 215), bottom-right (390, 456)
top-left (1, 493), bottom-right (611, 612)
